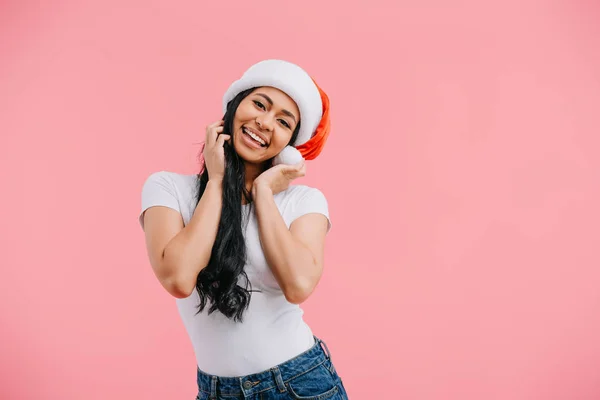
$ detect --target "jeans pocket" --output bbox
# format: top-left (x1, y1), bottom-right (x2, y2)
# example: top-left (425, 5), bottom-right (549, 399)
top-left (286, 361), bottom-right (340, 400)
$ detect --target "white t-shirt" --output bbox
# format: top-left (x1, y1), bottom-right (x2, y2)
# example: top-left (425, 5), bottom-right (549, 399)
top-left (138, 171), bottom-right (331, 377)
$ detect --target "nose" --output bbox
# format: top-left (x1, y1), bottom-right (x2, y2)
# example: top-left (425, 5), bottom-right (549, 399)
top-left (256, 113), bottom-right (274, 131)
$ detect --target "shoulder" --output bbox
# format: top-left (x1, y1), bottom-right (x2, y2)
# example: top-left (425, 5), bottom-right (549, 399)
top-left (139, 170), bottom-right (199, 228)
top-left (142, 170), bottom-right (199, 192)
top-left (140, 171), bottom-right (200, 205)
top-left (281, 184), bottom-right (328, 204)
top-left (280, 184), bottom-right (331, 232)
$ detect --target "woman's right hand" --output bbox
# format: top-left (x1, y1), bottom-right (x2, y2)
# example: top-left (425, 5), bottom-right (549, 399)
top-left (203, 120), bottom-right (230, 182)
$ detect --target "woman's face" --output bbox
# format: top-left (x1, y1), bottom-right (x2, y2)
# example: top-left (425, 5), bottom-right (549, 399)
top-left (232, 86), bottom-right (300, 165)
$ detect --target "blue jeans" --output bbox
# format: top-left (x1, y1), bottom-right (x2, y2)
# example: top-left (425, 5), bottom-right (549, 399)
top-left (195, 337), bottom-right (349, 399)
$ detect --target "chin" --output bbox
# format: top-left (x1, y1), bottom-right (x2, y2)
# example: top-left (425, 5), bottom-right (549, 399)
top-left (233, 134), bottom-right (276, 165)
top-left (233, 145), bottom-right (264, 166)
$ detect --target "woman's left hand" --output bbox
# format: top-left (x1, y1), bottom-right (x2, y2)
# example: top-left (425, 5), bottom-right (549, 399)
top-left (252, 161), bottom-right (306, 197)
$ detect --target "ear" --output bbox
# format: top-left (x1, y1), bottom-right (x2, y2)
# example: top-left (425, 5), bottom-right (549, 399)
top-left (272, 146), bottom-right (304, 166)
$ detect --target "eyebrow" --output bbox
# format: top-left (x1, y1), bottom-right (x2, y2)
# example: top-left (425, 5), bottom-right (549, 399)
top-left (256, 93), bottom-right (298, 124)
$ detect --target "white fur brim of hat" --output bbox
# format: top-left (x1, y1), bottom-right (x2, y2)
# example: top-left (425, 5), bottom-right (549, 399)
top-left (222, 59), bottom-right (323, 165)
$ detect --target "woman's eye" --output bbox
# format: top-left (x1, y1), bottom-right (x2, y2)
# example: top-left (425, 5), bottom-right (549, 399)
top-left (279, 119), bottom-right (291, 129)
top-left (253, 100), bottom-right (265, 110)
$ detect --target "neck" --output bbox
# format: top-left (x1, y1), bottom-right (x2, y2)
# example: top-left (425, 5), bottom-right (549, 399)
top-left (243, 161), bottom-right (268, 203)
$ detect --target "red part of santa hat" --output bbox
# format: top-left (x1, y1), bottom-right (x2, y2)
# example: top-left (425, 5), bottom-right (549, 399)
top-left (296, 78), bottom-right (330, 161)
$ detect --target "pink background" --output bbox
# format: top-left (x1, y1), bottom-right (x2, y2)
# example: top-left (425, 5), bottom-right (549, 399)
top-left (1, 1), bottom-right (600, 399)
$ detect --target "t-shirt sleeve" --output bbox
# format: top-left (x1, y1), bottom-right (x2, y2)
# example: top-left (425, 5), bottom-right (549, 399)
top-left (289, 187), bottom-right (332, 233)
top-left (139, 171), bottom-right (181, 230)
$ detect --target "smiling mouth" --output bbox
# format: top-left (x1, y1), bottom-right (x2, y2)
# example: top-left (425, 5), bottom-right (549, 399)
top-left (242, 126), bottom-right (267, 147)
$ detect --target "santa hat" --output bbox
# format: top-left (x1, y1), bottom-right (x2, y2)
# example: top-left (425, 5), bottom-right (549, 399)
top-left (222, 59), bottom-right (330, 165)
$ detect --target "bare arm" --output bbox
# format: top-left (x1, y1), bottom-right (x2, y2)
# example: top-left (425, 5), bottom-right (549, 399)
top-left (142, 180), bottom-right (223, 298)
top-left (252, 183), bottom-right (329, 304)
top-left (141, 121), bottom-right (229, 298)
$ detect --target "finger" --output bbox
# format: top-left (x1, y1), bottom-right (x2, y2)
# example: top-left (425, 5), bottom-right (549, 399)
top-left (207, 120), bottom-right (224, 128)
top-left (215, 134), bottom-right (231, 147)
top-left (281, 164), bottom-right (295, 175)
top-left (206, 120), bottom-right (223, 138)
top-left (284, 163), bottom-right (305, 179)
top-left (205, 125), bottom-right (216, 145)
top-left (297, 164), bottom-right (306, 177)
top-left (297, 160), bottom-right (307, 175)
top-left (206, 125), bottom-right (224, 145)
top-left (294, 160), bottom-right (305, 172)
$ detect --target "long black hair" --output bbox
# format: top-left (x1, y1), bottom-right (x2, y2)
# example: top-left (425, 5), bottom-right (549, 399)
top-left (194, 88), bottom-right (301, 322)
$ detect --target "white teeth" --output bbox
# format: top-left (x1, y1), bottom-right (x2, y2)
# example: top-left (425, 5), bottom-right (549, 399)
top-left (243, 128), bottom-right (266, 145)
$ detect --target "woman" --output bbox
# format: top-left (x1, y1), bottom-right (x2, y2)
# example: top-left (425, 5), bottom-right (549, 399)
top-left (139, 59), bottom-right (348, 399)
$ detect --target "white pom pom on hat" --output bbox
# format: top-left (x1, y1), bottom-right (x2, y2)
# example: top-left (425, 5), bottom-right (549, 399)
top-left (222, 59), bottom-right (329, 166)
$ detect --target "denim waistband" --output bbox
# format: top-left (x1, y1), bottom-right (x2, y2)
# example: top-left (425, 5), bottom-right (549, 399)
top-left (196, 336), bottom-right (333, 398)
